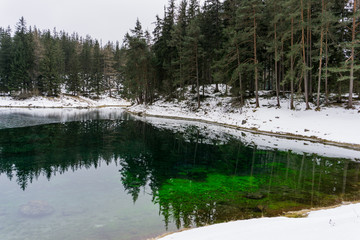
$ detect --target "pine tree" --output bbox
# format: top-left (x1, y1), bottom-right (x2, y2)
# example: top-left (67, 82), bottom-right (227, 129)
top-left (0, 27), bottom-right (13, 93)
top-left (314, 0), bottom-right (338, 109)
top-left (92, 40), bottom-right (103, 97)
top-left (39, 30), bottom-right (64, 96)
top-left (113, 41), bottom-right (125, 93)
top-left (201, 0), bottom-right (223, 90)
top-left (32, 27), bottom-right (44, 94)
top-left (216, 0), bottom-right (252, 107)
top-left (170, 0), bottom-right (188, 97)
top-left (103, 42), bottom-right (116, 97)
top-left (348, 0), bottom-right (358, 108)
top-left (237, 0), bottom-right (263, 108)
top-left (79, 36), bottom-right (93, 95)
top-left (268, 0), bottom-right (285, 107)
top-left (281, 0), bottom-right (302, 110)
top-left (300, 0), bottom-right (311, 109)
top-left (153, 0), bottom-right (177, 96)
top-left (123, 19), bottom-right (153, 104)
top-left (183, 10), bottom-right (204, 109)
top-left (10, 17), bottom-right (34, 94)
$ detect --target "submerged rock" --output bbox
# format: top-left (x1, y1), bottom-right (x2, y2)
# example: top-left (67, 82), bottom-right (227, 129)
top-left (245, 192), bottom-right (267, 200)
top-left (19, 200), bottom-right (54, 218)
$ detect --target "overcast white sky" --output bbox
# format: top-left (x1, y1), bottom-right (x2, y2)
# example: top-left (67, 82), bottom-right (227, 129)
top-left (0, 0), bottom-right (205, 44)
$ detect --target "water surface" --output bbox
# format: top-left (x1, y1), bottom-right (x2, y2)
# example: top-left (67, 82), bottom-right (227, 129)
top-left (0, 109), bottom-right (359, 240)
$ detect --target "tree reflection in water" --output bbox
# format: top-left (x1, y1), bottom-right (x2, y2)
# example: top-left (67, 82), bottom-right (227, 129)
top-left (0, 119), bottom-right (359, 229)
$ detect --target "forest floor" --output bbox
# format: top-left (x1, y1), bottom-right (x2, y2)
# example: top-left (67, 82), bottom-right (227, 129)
top-left (128, 84), bottom-right (360, 148)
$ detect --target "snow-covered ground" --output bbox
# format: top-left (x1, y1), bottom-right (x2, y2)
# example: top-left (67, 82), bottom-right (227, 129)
top-left (158, 203), bottom-right (360, 240)
top-left (0, 94), bottom-right (131, 108)
top-left (128, 84), bottom-right (360, 147)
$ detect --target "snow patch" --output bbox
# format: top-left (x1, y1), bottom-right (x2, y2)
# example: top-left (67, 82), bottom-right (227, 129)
top-left (159, 203), bottom-right (360, 240)
top-left (0, 94), bottom-right (132, 108)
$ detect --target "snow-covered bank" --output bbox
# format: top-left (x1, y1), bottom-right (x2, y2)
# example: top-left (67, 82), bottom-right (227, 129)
top-left (136, 116), bottom-right (360, 160)
top-left (128, 85), bottom-right (360, 147)
top-left (0, 94), bottom-right (131, 108)
top-left (158, 203), bottom-right (360, 240)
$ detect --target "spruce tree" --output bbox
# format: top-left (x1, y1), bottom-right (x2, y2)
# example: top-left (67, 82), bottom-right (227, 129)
top-left (183, 10), bottom-right (204, 109)
top-left (92, 40), bottom-right (103, 97)
top-left (0, 27), bottom-right (13, 93)
top-left (79, 36), bottom-right (93, 95)
top-left (236, 0), bottom-right (263, 108)
top-left (113, 41), bottom-right (125, 93)
top-left (201, 0), bottom-right (223, 90)
top-left (169, 0), bottom-right (188, 98)
top-left (10, 17), bottom-right (34, 94)
top-left (123, 19), bottom-right (153, 104)
top-left (39, 30), bottom-right (64, 96)
top-left (103, 42), bottom-right (116, 97)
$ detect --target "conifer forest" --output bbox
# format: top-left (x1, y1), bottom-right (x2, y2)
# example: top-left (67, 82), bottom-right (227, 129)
top-left (0, 0), bottom-right (359, 109)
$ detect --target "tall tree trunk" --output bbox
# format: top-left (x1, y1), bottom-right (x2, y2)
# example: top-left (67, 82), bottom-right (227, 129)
top-left (290, 17), bottom-right (295, 110)
top-left (316, 0), bottom-right (325, 110)
top-left (236, 44), bottom-right (244, 106)
top-left (301, 0), bottom-right (310, 109)
top-left (349, 0), bottom-right (356, 108)
top-left (338, 0), bottom-right (346, 103)
top-left (308, 2), bottom-right (313, 101)
top-left (275, 23), bottom-right (280, 107)
top-left (281, 40), bottom-right (285, 96)
top-left (196, 46), bottom-right (200, 109)
top-left (325, 23), bottom-right (329, 105)
top-left (253, 7), bottom-right (259, 108)
top-left (307, 3), bottom-right (311, 100)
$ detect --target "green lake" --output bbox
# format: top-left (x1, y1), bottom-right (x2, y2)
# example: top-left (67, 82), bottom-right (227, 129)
top-left (0, 109), bottom-right (359, 240)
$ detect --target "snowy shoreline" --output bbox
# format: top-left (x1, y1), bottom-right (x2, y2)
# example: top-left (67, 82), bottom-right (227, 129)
top-left (0, 94), bottom-right (132, 108)
top-left (128, 110), bottom-right (360, 152)
top-left (155, 202), bottom-right (360, 240)
top-left (133, 115), bottom-right (360, 160)
top-left (127, 85), bottom-right (360, 150)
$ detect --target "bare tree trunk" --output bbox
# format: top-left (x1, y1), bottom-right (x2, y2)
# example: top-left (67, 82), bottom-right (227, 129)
top-left (325, 23), bottom-right (329, 105)
top-left (316, 0), bottom-right (325, 110)
top-left (349, 0), bottom-right (356, 108)
top-left (291, 17), bottom-right (295, 110)
top-left (307, 4), bottom-right (311, 100)
top-left (281, 40), bottom-right (285, 96)
top-left (196, 48), bottom-right (200, 109)
top-left (309, 31), bottom-right (313, 101)
top-left (275, 23), bottom-right (280, 107)
top-left (301, 0), bottom-right (310, 109)
top-left (236, 44), bottom-right (244, 106)
top-left (253, 7), bottom-right (260, 108)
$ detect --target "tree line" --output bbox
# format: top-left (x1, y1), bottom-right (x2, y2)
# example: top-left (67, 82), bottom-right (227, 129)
top-left (124, 0), bottom-right (360, 109)
top-left (0, 17), bottom-right (122, 98)
top-left (1, 0), bottom-right (360, 109)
